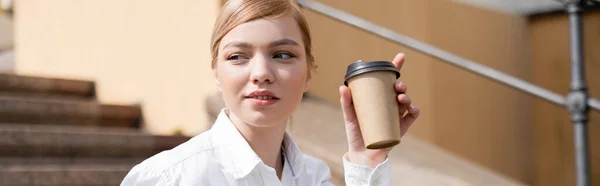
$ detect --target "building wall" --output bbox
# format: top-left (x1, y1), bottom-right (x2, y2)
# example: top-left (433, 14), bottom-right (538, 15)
top-left (14, 0), bottom-right (221, 135)
top-left (428, 1), bottom-right (535, 184)
top-left (0, 15), bottom-right (13, 51)
top-left (529, 12), bottom-right (600, 186)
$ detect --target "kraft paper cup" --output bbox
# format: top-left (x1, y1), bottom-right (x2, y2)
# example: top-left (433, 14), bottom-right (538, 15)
top-left (344, 60), bottom-right (401, 149)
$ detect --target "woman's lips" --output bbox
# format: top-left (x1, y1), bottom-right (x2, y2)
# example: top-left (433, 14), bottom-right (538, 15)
top-left (244, 90), bottom-right (280, 107)
top-left (246, 97), bottom-right (279, 106)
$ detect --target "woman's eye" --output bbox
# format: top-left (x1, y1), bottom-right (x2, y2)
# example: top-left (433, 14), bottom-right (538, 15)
top-left (227, 54), bottom-right (245, 61)
top-left (273, 52), bottom-right (294, 59)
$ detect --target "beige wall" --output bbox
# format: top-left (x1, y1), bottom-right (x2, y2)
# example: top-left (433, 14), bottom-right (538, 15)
top-left (0, 15), bottom-right (13, 51)
top-left (304, 0), bottom-right (534, 184)
top-left (529, 12), bottom-right (600, 186)
top-left (428, 1), bottom-right (535, 183)
top-left (14, 0), bottom-right (220, 135)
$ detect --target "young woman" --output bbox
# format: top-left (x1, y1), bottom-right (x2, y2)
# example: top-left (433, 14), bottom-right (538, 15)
top-left (121, 0), bottom-right (419, 185)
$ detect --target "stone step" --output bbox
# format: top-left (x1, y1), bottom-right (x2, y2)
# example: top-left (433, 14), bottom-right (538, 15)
top-left (0, 96), bottom-right (141, 128)
top-left (0, 164), bottom-right (131, 186)
top-left (0, 123), bottom-right (190, 157)
top-left (0, 73), bottom-right (95, 100)
top-left (0, 157), bottom-right (144, 168)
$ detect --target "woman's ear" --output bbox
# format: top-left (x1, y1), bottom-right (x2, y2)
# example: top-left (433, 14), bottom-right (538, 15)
top-left (213, 68), bottom-right (221, 91)
top-left (303, 75), bottom-right (312, 92)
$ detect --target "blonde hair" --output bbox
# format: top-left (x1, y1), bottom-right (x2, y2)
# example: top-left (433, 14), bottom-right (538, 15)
top-left (210, 0), bottom-right (317, 77)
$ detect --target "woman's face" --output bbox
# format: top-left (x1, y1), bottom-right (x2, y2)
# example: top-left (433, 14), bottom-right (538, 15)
top-left (215, 15), bottom-right (311, 127)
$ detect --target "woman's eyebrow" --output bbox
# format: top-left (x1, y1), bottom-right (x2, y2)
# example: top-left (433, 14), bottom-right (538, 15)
top-left (223, 41), bottom-right (252, 49)
top-left (269, 38), bottom-right (299, 48)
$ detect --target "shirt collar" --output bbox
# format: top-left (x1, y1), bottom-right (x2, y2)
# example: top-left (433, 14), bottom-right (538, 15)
top-left (211, 108), bottom-right (305, 179)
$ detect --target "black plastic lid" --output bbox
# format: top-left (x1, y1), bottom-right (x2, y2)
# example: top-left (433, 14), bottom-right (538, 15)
top-left (344, 60), bottom-right (400, 86)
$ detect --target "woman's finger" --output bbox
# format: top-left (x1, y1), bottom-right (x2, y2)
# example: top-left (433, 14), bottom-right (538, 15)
top-left (397, 94), bottom-right (411, 116)
top-left (391, 53), bottom-right (406, 71)
top-left (400, 105), bottom-right (420, 136)
top-left (339, 86), bottom-right (357, 124)
top-left (339, 85), bottom-right (365, 150)
top-left (395, 81), bottom-right (407, 94)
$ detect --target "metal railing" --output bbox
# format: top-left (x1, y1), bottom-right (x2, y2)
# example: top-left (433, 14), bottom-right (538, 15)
top-left (297, 0), bottom-right (597, 186)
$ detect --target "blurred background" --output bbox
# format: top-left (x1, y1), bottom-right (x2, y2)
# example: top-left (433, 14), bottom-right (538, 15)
top-left (0, 0), bottom-right (598, 185)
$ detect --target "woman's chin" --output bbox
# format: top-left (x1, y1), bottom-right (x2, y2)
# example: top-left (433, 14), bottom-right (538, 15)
top-left (247, 117), bottom-right (282, 128)
top-left (244, 111), bottom-right (287, 127)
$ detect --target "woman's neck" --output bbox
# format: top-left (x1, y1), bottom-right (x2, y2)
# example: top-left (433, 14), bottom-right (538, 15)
top-left (228, 112), bottom-right (287, 179)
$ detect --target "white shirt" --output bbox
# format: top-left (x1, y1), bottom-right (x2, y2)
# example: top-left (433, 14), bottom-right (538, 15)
top-left (121, 109), bottom-right (392, 186)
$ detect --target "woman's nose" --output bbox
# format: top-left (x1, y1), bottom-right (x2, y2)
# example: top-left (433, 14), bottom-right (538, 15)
top-left (250, 56), bottom-right (274, 84)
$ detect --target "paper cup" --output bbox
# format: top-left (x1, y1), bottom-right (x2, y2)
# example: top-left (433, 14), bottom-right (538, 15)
top-left (344, 60), bottom-right (401, 149)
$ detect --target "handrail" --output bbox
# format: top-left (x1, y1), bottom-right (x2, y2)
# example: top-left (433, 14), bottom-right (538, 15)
top-left (297, 0), bottom-right (600, 112)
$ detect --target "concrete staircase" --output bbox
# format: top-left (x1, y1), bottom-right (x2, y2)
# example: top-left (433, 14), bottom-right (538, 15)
top-left (0, 74), bottom-right (189, 186)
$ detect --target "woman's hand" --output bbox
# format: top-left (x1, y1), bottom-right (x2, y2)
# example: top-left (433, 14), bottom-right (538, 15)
top-left (339, 53), bottom-right (420, 168)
